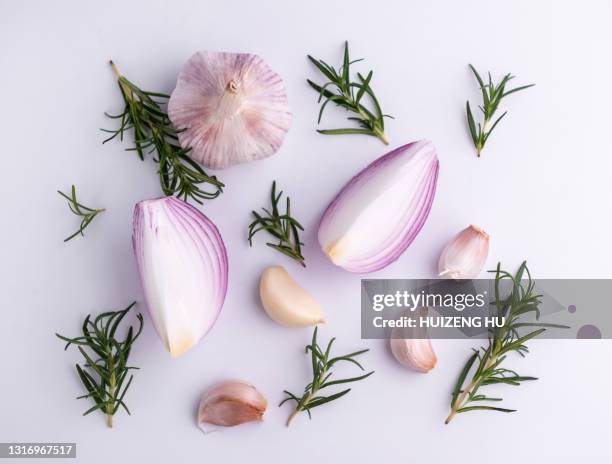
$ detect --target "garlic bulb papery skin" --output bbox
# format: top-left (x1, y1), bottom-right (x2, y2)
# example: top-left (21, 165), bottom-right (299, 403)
top-left (198, 380), bottom-right (267, 429)
top-left (438, 225), bottom-right (490, 280)
top-left (259, 266), bottom-right (325, 327)
top-left (133, 197), bottom-right (228, 358)
top-left (168, 51), bottom-right (292, 169)
top-left (390, 308), bottom-right (437, 373)
top-left (318, 140), bottom-right (439, 273)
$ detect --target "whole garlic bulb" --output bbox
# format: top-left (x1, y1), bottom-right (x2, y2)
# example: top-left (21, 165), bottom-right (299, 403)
top-left (168, 51), bottom-right (292, 169)
top-left (198, 380), bottom-right (267, 429)
top-left (438, 225), bottom-right (490, 280)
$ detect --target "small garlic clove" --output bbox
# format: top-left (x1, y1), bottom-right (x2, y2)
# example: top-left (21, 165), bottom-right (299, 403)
top-left (168, 51), bottom-right (292, 169)
top-left (390, 308), bottom-right (437, 373)
top-left (259, 266), bottom-right (325, 327)
top-left (438, 225), bottom-right (490, 280)
top-left (198, 380), bottom-right (267, 429)
top-left (390, 338), bottom-right (437, 373)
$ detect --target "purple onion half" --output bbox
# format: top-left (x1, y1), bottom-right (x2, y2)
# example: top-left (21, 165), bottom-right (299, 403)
top-left (133, 197), bottom-right (228, 357)
top-left (318, 140), bottom-right (439, 273)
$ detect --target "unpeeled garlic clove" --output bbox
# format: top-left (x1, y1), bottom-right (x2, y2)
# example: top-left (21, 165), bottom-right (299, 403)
top-left (390, 308), bottom-right (437, 373)
top-left (168, 51), bottom-right (292, 169)
top-left (259, 266), bottom-right (325, 327)
top-left (438, 225), bottom-right (489, 280)
top-left (390, 338), bottom-right (437, 373)
top-left (198, 380), bottom-right (267, 429)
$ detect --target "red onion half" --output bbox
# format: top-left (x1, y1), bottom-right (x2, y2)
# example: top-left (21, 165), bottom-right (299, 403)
top-left (318, 140), bottom-right (439, 273)
top-left (133, 197), bottom-right (228, 357)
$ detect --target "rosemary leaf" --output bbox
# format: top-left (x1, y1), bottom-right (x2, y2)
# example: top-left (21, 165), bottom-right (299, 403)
top-left (307, 41), bottom-right (392, 145)
top-left (248, 181), bottom-right (306, 267)
top-left (57, 185), bottom-right (105, 242)
top-left (56, 302), bottom-right (143, 428)
top-left (445, 262), bottom-right (568, 424)
top-left (280, 327), bottom-right (374, 426)
top-left (103, 61), bottom-right (224, 204)
top-left (466, 65), bottom-right (534, 157)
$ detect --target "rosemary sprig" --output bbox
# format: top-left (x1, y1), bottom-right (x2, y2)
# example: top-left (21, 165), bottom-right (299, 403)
top-left (103, 61), bottom-right (224, 204)
top-left (280, 327), bottom-right (374, 426)
top-left (466, 64), bottom-right (534, 157)
top-left (248, 181), bottom-right (306, 267)
top-left (307, 41), bottom-right (391, 145)
top-left (57, 185), bottom-right (105, 242)
top-left (56, 302), bottom-right (143, 428)
top-left (445, 262), bottom-right (568, 424)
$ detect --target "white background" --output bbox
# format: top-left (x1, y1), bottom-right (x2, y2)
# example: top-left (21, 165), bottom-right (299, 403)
top-left (1, 0), bottom-right (611, 462)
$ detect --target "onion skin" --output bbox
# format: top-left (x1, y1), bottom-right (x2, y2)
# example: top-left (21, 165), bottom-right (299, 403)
top-left (132, 197), bottom-right (228, 357)
top-left (318, 141), bottom-right (439, 273)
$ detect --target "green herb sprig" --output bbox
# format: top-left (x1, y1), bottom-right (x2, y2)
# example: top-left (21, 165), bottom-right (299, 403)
top-left (445, 262), bottom-right (568, 424)
top-left (56, 302), bottom-right (143, 428)
top-left (307, 41), bottom-right (391, 145)
top-left (280, 327), bottom-right (374, 426)
top-left (248, 181), bottom-right (306, 267)
top-left (466, 64), bottom-right (534, 157)
top-left (57, 185), bottom-right (105, 242)
top-left (103, 61), bottom-right (224, 204)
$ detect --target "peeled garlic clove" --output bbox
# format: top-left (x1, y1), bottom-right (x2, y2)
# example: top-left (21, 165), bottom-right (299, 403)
top-left (259, 266), bottom-right (325, 327)
top-left (198, 380), bottom-right (267, 429)
top-left (318, 141), bottom-right (439, 273)
top-left (132, 197), bottom-right (228, 358)
top-left (390, 308), bottom-right (437, 373)
top-left (168, 51), bottom-right (292, 169)
top-left (438, 225), bottom-right (490, 280)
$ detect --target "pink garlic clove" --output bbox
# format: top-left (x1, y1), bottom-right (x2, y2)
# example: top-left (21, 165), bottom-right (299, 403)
top-left (390, 337), bottom-right (438, 373)
top-left (198, 380), bottom-right (267, 429)
top-left (438, 225), bottom-right (490, 280)
top-left (168, 51), bottom-right (292, 169)
top-left (390, 308), bottom-right (437, 373)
